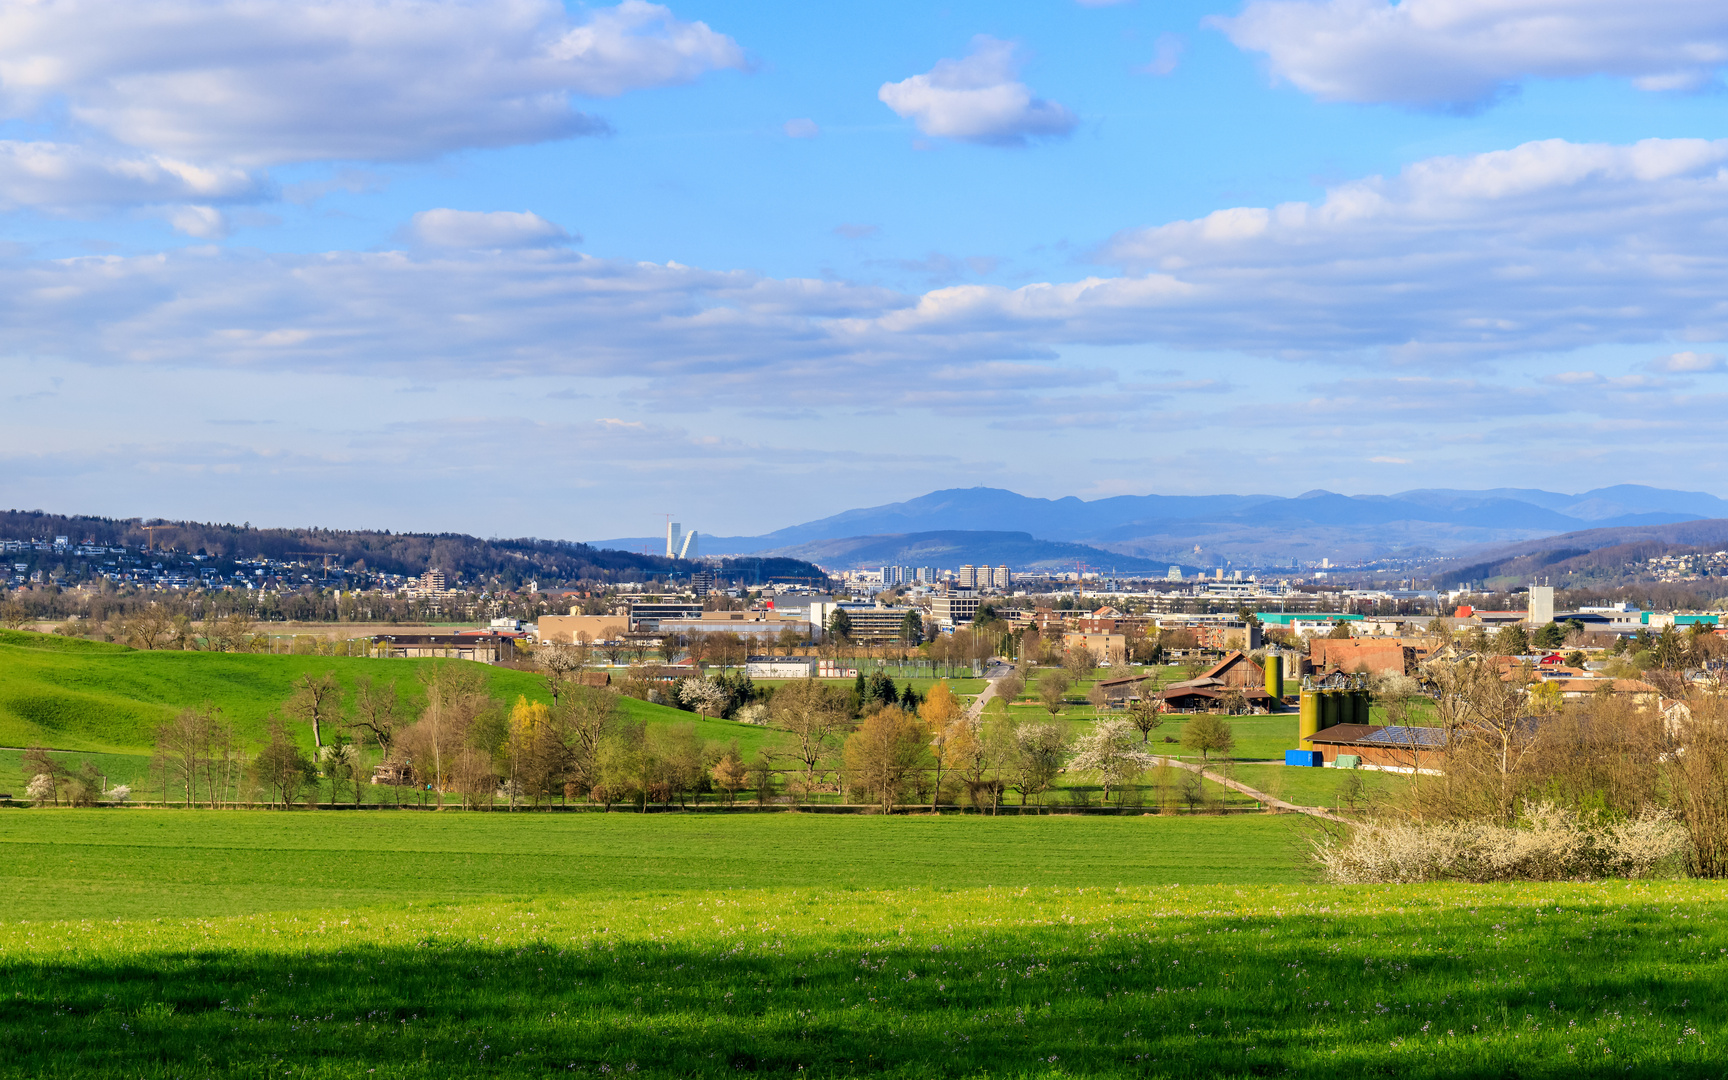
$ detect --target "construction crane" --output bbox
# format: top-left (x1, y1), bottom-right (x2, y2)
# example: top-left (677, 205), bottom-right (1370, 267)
top-left (141, 524), bottom-right (171, 551)
top-left (286, 551), bottom-right (341, 580)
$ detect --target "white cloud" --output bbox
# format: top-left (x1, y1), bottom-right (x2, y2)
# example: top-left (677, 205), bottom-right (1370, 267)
top-left (1084, 137), bottom-right (1728, 357)
top-left (406, 209), bottom-right (573, 249)
top-left (878, 37), bottom-right (1078, 146)
top-left (1141, 33), bottom-right (1186, 77)
top-left (3, 138), bottom-right (1728, 404)
top-left (163, 205), bottom-right (228, 239)
top-left (1649, 349), bottom-right (1728, 373)
top-left (0, 0), bottom-right (745, 166)
top-left (783, 118), bottom-right (820, 139)
top-left (1213, 0), bottom-right (1728, 109)
top-left (0, 141), bottom-right (265, 211)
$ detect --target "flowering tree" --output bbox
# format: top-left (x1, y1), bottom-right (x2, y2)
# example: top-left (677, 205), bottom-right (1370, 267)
top-left (679, 678), bottom-right (729, 719)
top-left (25, 773), bottom-right (55, 806)
top-left (1066, 718), bottom-right (1159, 804)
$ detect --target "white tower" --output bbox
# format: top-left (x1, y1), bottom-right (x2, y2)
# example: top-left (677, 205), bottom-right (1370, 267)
top-left (666, 522), bottom-right (682, 558)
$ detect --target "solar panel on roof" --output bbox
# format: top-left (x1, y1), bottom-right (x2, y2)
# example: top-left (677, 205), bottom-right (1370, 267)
top-left (1361, 726), bottom-right (1446, 747)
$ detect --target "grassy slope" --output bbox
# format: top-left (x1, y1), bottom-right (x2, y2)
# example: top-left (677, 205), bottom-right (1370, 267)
top-left (0, 630), bottom-right (782, 776)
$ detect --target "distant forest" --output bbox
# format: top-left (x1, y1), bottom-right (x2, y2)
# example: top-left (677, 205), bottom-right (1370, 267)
top-left (0, 510), bottom-right (828, 588)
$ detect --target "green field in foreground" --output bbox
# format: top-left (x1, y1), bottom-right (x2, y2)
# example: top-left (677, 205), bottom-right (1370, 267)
top-left (0, 813), bottom-right (1723, 1078)
top-left (0, 871), bottom-right (1721, 1076)
top-left (0, 810), bottom-right (1310, 920)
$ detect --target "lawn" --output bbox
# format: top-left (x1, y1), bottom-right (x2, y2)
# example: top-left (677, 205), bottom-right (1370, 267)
top-left (0, 810), bottom-right (1721, 1078)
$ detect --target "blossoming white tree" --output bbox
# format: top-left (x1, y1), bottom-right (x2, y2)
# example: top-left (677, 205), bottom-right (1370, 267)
top-left (1065, 718), bottom-right (1159, 804)
top-left (25, 773), bottom-right (55, 805)
top-left (678, 678), bottom-right (729, 719)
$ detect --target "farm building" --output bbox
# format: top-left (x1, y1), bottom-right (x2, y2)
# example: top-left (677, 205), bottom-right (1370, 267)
top-left (1307, 638), bottom-right (1420, 676)
top-left (1307, 724), bottom-right (1448, 772)
top-left (370, 630), bottom-right (526, 664)
top-left (1156, 651), bottom-right (1279, 713)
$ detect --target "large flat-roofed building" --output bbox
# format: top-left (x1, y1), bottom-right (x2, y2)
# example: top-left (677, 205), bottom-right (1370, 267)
top-left (657, 611), bottom-right (812, 640)
top-left (745, 656), bottom-right (820, 678)
top-left (932, 594), bottom-right (980, 627)
top-left (810, 602), bottom-right (920, 644)
top-left (536, 613), bottom-right (630, 643)
top-left (628, 601), bottom-right (705, 631)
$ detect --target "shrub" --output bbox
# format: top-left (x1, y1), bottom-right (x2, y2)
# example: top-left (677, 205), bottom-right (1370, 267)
top-left (108, 785), bottom-right (131, 804)
top-left (1312, 802), bottom-right (1689, 884)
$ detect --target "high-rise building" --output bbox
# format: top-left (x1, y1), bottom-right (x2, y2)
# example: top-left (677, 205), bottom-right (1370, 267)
top-left (1167, 566), bottom-right (1183, 581)
top-left (666, 522), bottom-right (682, 558)
top-left (957, 564), bottom-right (979, 588)
top-left (1528, 585), bottom-right (1555, 626)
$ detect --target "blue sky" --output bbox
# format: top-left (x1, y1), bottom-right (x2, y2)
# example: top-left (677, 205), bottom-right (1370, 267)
top-left (4, 0), bottom-right (1728, 541)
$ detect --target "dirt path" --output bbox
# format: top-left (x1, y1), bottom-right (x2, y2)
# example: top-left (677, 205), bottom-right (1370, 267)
top-left (1157, 755), bottom-right (1354, 824)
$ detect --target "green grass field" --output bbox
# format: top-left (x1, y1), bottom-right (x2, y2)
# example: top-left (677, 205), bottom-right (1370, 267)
top-left (0, 630), bottom-right (786, 789)
top-left (0, 810), bottom-right (1723, 1078)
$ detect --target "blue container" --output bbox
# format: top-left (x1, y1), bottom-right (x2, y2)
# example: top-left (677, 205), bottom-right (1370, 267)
top-left (1284, 749), bottom-right (1323, 768)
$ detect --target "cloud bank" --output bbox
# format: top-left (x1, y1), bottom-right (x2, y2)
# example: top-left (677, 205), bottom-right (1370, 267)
top-left (0, 0), bottom-right (745, 166)
top-left (4, 139), bottom-right (1728, 401)
top-left (1214, 0), bottom-right (1728, 109)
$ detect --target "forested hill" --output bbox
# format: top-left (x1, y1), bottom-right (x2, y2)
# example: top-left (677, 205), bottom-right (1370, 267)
top-left (0, 510), bottom-right (827, 587)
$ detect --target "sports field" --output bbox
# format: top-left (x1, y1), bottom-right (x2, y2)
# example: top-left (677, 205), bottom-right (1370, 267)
top-left (0, 810), bottom-right (1724, 1078)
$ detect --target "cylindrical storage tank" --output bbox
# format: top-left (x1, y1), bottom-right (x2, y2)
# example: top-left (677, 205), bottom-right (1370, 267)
top-left (1354, 690), bottom-right (1371, 726)
top-left (1318, 690), bottom-right (1336, 730)
top-left (1298, 691), bottom-right (1320, 749)
top-left (1264, 654), bottom-right (1283, 700)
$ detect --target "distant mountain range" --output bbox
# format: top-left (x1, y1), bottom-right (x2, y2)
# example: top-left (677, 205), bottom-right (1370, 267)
top-left (1432, 518), bottom-right (1728, 588)
top-left (595, 485), bottom-right (1728, 570)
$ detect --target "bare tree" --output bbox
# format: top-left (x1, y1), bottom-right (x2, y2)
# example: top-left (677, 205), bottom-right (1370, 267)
top-left (349, 676), bottom-right (403, 760)
top-left (771, 677), bottom-right (850, 791)
top-left (1063, 646), bottom-right (1098, 683)
top-left (1125, 697), bottom-right (1165, 743)
top-left (1038, 670), bottom-right (1071, 716)
top-left (250, 717), bottom-right (314, 807)
top-left (397, 662), bottom-right (493, 807)
top-left (124, 603), bottom-right (175, 650)
top-left (283, 670), bottom-right (342, 753)
top-left (554, 684), bottom-right (616, 797)
top-left (2, 596), bottom-right (31, 630)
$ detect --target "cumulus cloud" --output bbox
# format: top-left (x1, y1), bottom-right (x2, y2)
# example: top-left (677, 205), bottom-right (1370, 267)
top-left (878, 36), bottom-right (1078, 146)
top-left (0, 0), bottom-right (745, 166)
top-left (162, 205), bottom-right (229, 239)
top-left (406, 209), bottom-right (574, 249)
top-left (1649, 349), bottom-right (1728, 373)
top-left (0, 141), bottom-right (265, 211)
top-left (4, 138), bottom-right (1728, 402)
top-left (1213, 0), bottom-right (1728, 109)
top-left (1086, 137), bottom-right (1728, 357)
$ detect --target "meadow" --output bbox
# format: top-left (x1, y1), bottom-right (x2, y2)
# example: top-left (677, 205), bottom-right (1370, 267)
top-left (0, 811), bottom-right (1723, 1078)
